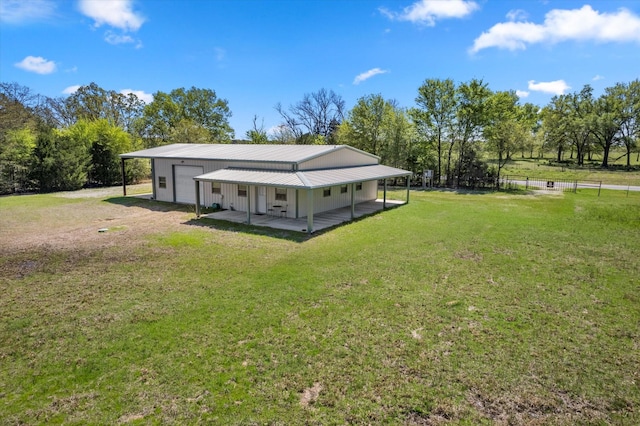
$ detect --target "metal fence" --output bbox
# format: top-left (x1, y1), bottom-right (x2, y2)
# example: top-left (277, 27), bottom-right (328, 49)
top-left (501, 175), bottom-right (604, 195)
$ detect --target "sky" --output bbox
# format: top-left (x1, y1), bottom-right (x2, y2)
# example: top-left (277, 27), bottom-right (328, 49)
top-left (2, 0), bottom-right (640, 138)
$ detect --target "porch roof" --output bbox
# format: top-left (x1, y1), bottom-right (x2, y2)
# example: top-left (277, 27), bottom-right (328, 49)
top-left (194, 164), bottom-right (411, 189)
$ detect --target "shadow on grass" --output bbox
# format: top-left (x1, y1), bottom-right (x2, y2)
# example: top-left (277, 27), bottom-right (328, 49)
top-left (104, 195), bottom-right (196, 213)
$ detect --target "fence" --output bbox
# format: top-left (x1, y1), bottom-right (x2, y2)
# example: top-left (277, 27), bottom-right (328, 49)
top-left (501, 175), bottom-right (604, 195)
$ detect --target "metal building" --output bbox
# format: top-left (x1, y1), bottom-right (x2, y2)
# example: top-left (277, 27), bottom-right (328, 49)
top-left (120, 143), bottom-right (411, 232)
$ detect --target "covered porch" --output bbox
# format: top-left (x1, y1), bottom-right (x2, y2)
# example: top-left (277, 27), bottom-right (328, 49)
top-left (201, 198), bottom-right (405, 233)
top-left (194, 164), bottom-right (411, 233)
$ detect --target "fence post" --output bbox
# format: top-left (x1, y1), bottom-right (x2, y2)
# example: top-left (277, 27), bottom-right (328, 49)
top-left (598, 181), bottom-right (602, 197)
top-left (526, 177), bottom-right (529, 190)
top-left (574, 180), bottom-right (577, 193)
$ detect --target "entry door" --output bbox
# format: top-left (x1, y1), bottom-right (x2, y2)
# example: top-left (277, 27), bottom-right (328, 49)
top-left (257, 186), bottom-right (267, 214)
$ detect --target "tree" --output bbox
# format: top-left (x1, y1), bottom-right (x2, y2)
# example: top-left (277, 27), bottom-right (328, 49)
top-left (617, 80), bottom-right (640, 167)
top-left (275, 88), bottom-right (345, 143)
top-left (30, 128), bottom-right (90, 192)
top-left (484, 91), bottom-right (521, 187)
top-left (339, 94), bottom-right (393, 156)
top-left (245, 115), bottom-right (269, 144)
top-left (453, 79), bottom-right (491, 187)
top-left (410, 78), bottom-right (457, 185)
top-left (591, 85), bottom-right (625, 167)
top-left (62, 83), bottom-right (144, 132)
top-left (0, 128), bottom-right (36, 193)
top-left (138, 87), bottom-right (233, 146)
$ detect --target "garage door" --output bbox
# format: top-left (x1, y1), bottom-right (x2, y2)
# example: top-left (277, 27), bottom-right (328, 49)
top-left (174, 165), bottom-right (204, 204)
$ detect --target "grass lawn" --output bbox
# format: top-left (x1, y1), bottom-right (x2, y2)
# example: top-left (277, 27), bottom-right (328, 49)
top-left (1, 187), bottom-right (639, 424)
top-left (500, 155), bottom-right (640, 186)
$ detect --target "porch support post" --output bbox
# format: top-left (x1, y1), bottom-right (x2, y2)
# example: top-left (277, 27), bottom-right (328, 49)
top-left (194, 180), bottom-right (201, 218)
top-left (121, 158), bottom-right (127, 196)
top-left (307, 189), bottom-right (314, 233)
top-left (150, 159), bottom-right (156, 200)
top-left (350, 183), bottom-right (355, 219)
top-left (383, 179), bottom-right (387, 209)
top-left (247, 185), bottom-right (252, 225)
top-left (406, 175), bottom-right (410, 204)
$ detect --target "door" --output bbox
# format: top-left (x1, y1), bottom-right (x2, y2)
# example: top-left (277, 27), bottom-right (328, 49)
top-left (174, 165), bottom-right (204, 204)
top-left (257, 186), bottom-right (267, 214)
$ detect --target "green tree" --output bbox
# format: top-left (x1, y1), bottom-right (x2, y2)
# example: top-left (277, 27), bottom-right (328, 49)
top-left (138, 87), bottom-right (234, 146)
top-left (617, 80), bottom-right (640, 167)
top-left (30, 128), bottom-right (89, 192)
top-left (245, 115), bottom-right (270, 144)
top-left (484, 91), bottom-right (521, 187)
top-left (410, 78), bottom-right (457, 185)
top-left (0, 128), bottom-right (36, 193)
top-left (453, 79), bottom-right (491, 187)
top-left (339, 94), bottom-right (393, 156)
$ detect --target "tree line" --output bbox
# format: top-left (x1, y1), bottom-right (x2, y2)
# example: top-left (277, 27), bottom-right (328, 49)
top-left (1, 78), bottom-right (638, 194)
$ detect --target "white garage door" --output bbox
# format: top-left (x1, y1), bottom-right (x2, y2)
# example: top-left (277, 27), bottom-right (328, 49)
top-left (174, 165), bottom-right (204, 204)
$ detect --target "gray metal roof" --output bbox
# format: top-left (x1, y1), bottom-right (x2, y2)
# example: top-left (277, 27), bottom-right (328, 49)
top-left (194, 165), bottom-right (411, 189)
top-left (120, 143), bottom-right (378, 164)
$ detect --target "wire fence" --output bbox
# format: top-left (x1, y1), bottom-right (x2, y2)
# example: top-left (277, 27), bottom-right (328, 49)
top-left (501, 175), bottom-right (604, 195)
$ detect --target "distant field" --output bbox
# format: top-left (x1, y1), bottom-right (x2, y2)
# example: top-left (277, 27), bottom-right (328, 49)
top-left (499, 152), bottom-right (640, 186)
top-left (1, 187), bottom-right (639, 424)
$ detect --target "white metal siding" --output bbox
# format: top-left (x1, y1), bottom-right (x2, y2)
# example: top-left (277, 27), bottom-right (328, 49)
top-left (298, 148), bottom-right (378, 170)
top-left (297, 180), bottom-right (377, 216)
top-left (152, 158), bottom-right (292, 206)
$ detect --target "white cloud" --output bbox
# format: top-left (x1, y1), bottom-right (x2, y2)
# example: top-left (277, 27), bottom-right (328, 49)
top-left (104, 31), bottom-right (135, 45)
top-left (528, 80), bottom-right (570, 95)
top-left (516, 90), bottom-right (530, 98)
top-left (381, 0), bottom-right (479, 26)
top-left (62, 85), bottom-right (81, 95)
top-left (78, 0), bottom-right (145, 32)
top-left (353, 68), bottom-right (389, 85)
top-left (14, 56), bottom-right (56, 74)
top-left (471, 5), bottom-right (640, 53)
top-left (506, 9), bottom-right (528, 22)
top-left (120, 89), bottom-right (153, 104)
top-left (0, 0), bottom-right (56, 24)
top-left (592, 74), bottom-right (605, 81)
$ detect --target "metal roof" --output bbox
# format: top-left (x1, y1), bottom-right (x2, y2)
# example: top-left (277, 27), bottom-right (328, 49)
top-left (194, 165), bottom-right (411, 189)
top-left (120, 143), bottom-right (378, 164)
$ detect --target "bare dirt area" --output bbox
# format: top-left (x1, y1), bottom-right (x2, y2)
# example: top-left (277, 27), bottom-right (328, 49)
top-left (0, 185), bottom-right (194, 257)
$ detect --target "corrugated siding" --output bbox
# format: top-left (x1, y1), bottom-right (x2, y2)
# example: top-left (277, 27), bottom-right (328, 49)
top-left (298, 147), bottom-right (378, 170)
top-left (297, 180), bottom-right (377, 216)
top-left (152, 158), bottom-right (291, 205)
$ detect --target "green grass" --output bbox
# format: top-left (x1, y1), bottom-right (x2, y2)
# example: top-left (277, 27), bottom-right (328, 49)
top-left (1, 189), bottom-right (639, 424)
top-left (501, 156), bottom-right (640, 186)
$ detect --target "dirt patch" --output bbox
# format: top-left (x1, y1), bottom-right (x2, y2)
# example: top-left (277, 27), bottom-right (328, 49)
top-left (0, 194), bottom-right (193, 257)
top-left (300, 382), bottom-right (323, 408)
top-left (467, 387), bottom-right (609, 425)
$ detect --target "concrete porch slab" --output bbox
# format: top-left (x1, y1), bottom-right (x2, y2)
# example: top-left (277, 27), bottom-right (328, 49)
top-left (201, 199), bottom-right (405, 233)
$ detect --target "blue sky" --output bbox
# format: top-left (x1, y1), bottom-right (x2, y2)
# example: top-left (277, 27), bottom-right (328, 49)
top-left (2, 0), bottom-right (639, 138)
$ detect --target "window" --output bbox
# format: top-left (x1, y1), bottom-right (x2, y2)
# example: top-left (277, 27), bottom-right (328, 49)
top-left (323, 188), bottom-right (331, 197)
top-left (238, 184), bottom-right (247, 197)
top-left (158, 176), bottom-right (167, 189)
top-left (275, 187), bottom-right (287, 201)
top-left (340, 185), bottom-right (348, 194)
top-left (356, 182), bottom-right (363, 191)
top-left (211, 182), bottom-right (221, 194)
